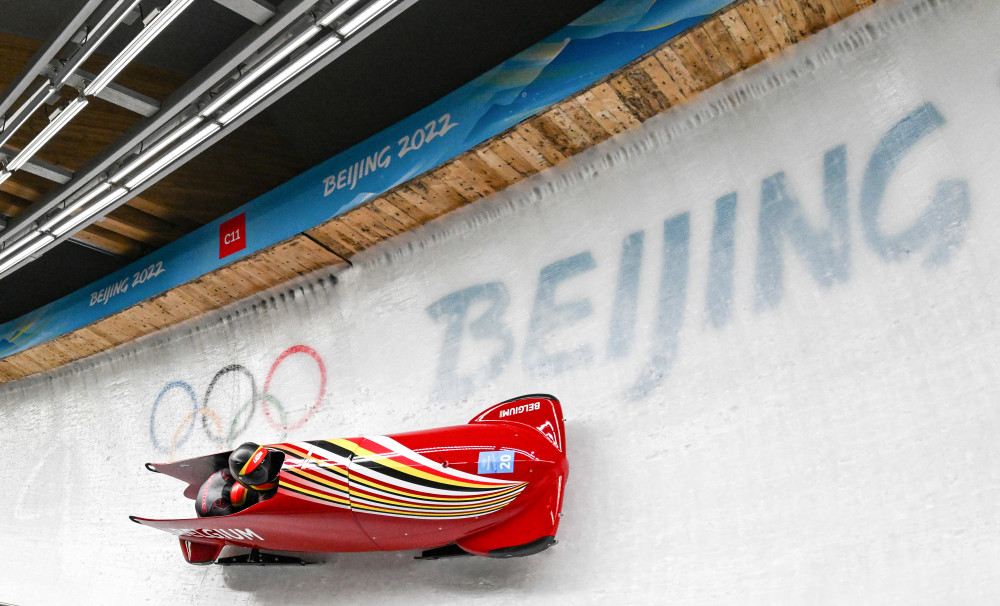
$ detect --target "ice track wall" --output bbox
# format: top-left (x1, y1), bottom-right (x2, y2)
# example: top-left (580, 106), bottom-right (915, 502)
top-left (3, 0), bottom-right (1000, 603)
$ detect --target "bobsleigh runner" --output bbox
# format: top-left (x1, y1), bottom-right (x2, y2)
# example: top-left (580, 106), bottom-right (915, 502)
top-left (131, 395), bottom-right (568, 565)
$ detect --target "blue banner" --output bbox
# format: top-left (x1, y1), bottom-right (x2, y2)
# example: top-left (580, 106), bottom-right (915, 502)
top-left (0, 0), bottom-right (732, 361)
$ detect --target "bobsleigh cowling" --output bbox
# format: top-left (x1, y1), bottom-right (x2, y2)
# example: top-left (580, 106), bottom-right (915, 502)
top-left (131, 394), bottom-right (568, 564)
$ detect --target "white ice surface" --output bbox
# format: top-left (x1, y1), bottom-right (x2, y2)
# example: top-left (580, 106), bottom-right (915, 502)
top-left (3, 0), bottom-right (1000, 603)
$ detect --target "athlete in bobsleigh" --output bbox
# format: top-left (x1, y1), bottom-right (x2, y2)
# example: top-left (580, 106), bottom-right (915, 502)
top-left (133, 394), bottom-right (569, 565)
top-left (194, 442), bottom-right (282, 517)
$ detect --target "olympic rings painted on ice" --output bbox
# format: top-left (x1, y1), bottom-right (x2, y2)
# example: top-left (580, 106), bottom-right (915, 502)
top-left (200, 364), bottom-right (257, 445)
top-left (243, 394), bottom-right (288, 440)
top-left (262, 344), bottom-right (326, 432)
top-left (148, 345), bottom-right (326, 455)
top-left (172, 407), bottom-right (223, 461)
top-left (150, 381), bottom-right (198, 453)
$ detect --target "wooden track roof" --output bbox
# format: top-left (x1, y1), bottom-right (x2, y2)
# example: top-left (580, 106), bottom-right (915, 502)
top-left (0, 0), bottom-right (878, 382)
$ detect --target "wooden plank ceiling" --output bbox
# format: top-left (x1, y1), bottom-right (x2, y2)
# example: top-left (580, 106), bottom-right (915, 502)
top-left (0, 0), bottom-right (878, 382)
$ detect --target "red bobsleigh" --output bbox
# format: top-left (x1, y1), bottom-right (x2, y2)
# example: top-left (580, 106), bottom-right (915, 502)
top-left (131, 395), bottom-right (568, 564)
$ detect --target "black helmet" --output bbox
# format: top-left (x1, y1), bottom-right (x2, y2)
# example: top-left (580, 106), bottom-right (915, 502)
top-left (195, 469), bottom-right (235, 517)
top-left (229, 442), bottom-right (281, 488)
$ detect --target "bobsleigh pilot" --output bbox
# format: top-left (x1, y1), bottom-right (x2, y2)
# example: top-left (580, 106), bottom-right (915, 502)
top-left (194, 442), bottom-right (283, 517)
top-left (228, 442), bottom-right (284, 496)
top-left (194, 467), bottom-right (256, 517)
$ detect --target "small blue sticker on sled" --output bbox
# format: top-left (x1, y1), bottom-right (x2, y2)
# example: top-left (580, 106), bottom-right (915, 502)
top-left (478, 450), bottom-right (515, 474)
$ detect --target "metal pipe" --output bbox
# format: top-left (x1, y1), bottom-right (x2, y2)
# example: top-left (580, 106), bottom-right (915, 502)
top-left (0, 0), bottom-right (321, 244)
top-left (0, 0), bottom-right (105, 119)
top-left (0, 0), bottom-right (417, 277)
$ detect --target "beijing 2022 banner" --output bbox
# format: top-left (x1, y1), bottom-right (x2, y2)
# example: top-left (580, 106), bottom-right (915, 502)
top-left (0, 0), bottom-right (732, 360)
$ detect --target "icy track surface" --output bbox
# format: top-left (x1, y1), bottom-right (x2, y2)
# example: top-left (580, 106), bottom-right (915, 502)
top-left (3, 0), bottom-right (1000, 603)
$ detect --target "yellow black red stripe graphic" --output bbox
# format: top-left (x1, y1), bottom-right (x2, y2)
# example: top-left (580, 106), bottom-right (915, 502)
top-left (272, 442), bottom-right (352, 508)
top-left (271, 437), bottom-right (527, 519)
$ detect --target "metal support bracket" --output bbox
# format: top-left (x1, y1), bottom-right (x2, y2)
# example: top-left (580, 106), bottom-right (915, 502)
top-left (212, 0), bottom-right (277, 25)
top-left (0, 148), bottom-right (74, 184)
top-left (61, 71), bottom-right (161, 117)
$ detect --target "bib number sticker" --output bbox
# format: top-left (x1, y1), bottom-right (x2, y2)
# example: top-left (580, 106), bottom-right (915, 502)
top-left (478, 450), bottom-right (515, 474)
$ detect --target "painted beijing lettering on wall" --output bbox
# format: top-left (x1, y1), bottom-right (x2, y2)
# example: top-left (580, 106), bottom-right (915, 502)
top-left (426, 102), bottom-right (970, 403)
